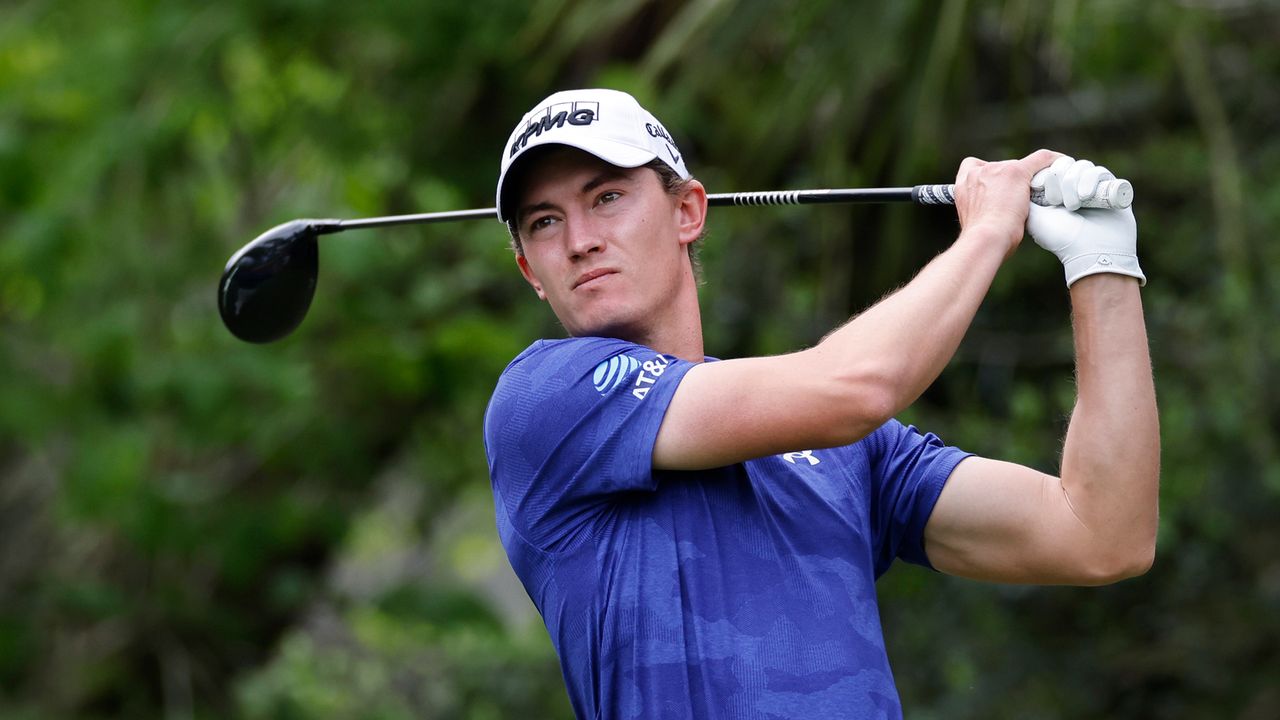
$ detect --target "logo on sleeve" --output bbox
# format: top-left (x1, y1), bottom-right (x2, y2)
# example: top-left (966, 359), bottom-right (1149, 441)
top-left (593, 355), bottom-right (641, 394)
top-left (591, 353), bottom-right (672, 400)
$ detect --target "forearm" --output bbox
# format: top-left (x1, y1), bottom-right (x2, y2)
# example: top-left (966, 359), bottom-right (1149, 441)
top-left (654, 225), bottom-right (1013, 469)
top-left (805, 225), bottom-right (1008, 423)
top-left (1059, 273), bottom-right (1160, 573)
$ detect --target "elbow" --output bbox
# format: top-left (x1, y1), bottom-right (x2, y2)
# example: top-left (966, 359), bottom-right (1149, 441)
top-left (843, 358), bottom-right (903, 418)
top-left (1124, 538), bottom-right (1158, 579)
top-left (856, 382), bottom-right (898, 430)
top-left (829, 374), bottom-right (898, 444)
top-left (1094, 549), bottom-right (1155, 586)
top-left (1065, 469), bottom-right (1161, 586)
top-left (1074, 540), bottom-right (1157, 586)
top-left (795, 347), bottom-right (904, 445)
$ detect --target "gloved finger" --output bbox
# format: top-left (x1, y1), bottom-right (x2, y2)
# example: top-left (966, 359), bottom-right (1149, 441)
top-left (1030, 167), bottom-right (1050, 191)
top-left (1061, 159), bottom-right (1096, 211)
top-left (1041, 156), bottom-right (1075, 206)
top-left (1074, 163), bottom-right (1109, 205)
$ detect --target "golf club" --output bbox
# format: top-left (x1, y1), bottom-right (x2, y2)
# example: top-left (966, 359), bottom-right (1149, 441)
top-left (218, 179), bottom-right (1133, 343)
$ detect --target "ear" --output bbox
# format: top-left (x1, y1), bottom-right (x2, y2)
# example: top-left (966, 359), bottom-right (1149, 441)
top-left (516, 254), bottom-right (547, 300)
top-left (675, 179), bottom-right (708, 248)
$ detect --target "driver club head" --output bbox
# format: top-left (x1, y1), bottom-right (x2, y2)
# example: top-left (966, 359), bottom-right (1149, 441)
top-left (218, 220), bottom-right (321, 343)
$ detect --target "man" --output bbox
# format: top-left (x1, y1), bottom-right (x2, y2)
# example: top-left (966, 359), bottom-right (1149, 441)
top-left (483, 89), bottom-right (1158, 719)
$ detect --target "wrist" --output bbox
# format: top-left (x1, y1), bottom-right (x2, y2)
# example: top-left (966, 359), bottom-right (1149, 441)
top-left (1063, 252), bottom-right (1146, 287)
top-left (958, 221), bottom-right (1021, 259)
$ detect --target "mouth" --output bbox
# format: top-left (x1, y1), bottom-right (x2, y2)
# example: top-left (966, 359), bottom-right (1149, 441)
top-left (572, 268), bottom-right (618, 290)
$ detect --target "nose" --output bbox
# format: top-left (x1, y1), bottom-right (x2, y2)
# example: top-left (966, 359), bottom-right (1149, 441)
top-left (563, 215), bottom-right (605, 260)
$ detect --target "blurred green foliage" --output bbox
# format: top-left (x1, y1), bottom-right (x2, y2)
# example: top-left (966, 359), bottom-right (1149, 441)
top-left (1, 0), bottom-right (1278, 717)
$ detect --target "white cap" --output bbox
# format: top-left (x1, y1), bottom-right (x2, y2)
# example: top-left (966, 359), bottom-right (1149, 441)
top-left (495, 88), bottom-right (691, 222)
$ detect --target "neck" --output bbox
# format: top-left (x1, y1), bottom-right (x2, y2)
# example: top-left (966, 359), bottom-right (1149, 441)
top-left (587, 264), bottom-right (705, 363)
top-left (631, 289), bottom-right (705, 363)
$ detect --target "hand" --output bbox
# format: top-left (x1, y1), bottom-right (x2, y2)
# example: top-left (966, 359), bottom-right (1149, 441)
top-left (1026, 156), bottom-right (1145, 287)
top-left (954, 149), bottom-right (1062, 257)
top-left (1031, 156), bottom-right (1118, 211)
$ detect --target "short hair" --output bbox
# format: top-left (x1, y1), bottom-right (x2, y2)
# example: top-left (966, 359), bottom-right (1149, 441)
top-left (505, 157), bottom-right (705, 280)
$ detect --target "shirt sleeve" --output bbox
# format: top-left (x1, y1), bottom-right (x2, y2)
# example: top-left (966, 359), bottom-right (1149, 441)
top-left (483, 337), bottom-right (695, 553)
top-left (865, 419), bottom-right (971, 575)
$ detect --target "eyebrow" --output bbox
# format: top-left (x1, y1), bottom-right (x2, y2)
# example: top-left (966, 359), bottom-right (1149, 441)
top-left (581, 168), bottom-right (630, 195)
top-left (517, 168), bottom-right (634, 225)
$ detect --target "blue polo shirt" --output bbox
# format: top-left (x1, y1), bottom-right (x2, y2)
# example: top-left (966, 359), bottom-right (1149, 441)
top-left (483, 337), bottom-right (969, 719)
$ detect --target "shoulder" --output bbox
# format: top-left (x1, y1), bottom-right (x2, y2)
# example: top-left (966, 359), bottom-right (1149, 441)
top-left (862, 417), bottom-right (971, 493)
top-left (489, 337), bottom-right (669, 409)
top-left (484, 336), bottom-right (679, 444)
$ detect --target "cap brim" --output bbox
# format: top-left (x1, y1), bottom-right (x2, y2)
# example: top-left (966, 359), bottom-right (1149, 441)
top-left (497, 140), bottom-right (658, 223)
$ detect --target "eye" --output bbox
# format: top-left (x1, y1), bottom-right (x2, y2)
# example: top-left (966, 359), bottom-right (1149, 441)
top-left (527, 215), bottom-right (558, 234)
top-left (596, 190), bottom-right (622, 206)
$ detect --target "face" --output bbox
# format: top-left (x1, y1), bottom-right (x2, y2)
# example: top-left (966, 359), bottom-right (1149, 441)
top-left (512, 148), bottom-right (705, 341)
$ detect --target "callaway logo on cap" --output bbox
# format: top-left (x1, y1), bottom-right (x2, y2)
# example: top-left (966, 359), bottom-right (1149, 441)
top-left (496, 88), bottom-right (691, 222)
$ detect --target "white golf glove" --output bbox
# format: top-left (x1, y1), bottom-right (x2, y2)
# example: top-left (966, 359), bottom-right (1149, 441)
top-left (1027, 156), bottom-right (1145, 287)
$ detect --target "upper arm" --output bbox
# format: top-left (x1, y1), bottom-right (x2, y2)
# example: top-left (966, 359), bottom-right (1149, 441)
top-left (653, 350), bottom-right (890, 471)
top-left (485, 339), bottom-right (697, 548)
top-left (924, 456), bottom-right (1123, 585)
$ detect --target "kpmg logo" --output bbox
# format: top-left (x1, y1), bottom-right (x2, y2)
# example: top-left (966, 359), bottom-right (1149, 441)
top-left (593, 355), bottom-right (641, 394)
top-left (510, 101), bottom-right (600, 158)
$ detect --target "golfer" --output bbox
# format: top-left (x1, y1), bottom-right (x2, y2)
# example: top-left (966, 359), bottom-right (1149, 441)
top-left (483, 89), bottom-right (1158, 719)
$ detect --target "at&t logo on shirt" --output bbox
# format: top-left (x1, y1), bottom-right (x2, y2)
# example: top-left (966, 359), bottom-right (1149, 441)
top-left (592, 353), bottom-right (672, 399)
top-left (593, 355), bottom-right (641, 394)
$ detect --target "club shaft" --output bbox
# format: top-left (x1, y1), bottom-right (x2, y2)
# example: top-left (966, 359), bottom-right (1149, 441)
top-left (707, 187), bottom-right (915, 206)
top-left (317, 187), bottom-right (924, 235)
top-left (332, 207), bottom-right (500, 232)
top-left (312, 180), bottom-right (1131, 235)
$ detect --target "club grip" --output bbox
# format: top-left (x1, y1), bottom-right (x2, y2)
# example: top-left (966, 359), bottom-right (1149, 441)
top-left (912, 179), bottom-right (1134, 209)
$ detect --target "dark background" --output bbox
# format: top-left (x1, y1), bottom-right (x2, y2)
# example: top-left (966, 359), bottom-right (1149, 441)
top-left (2, 1), bottom-right (1278, 717)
